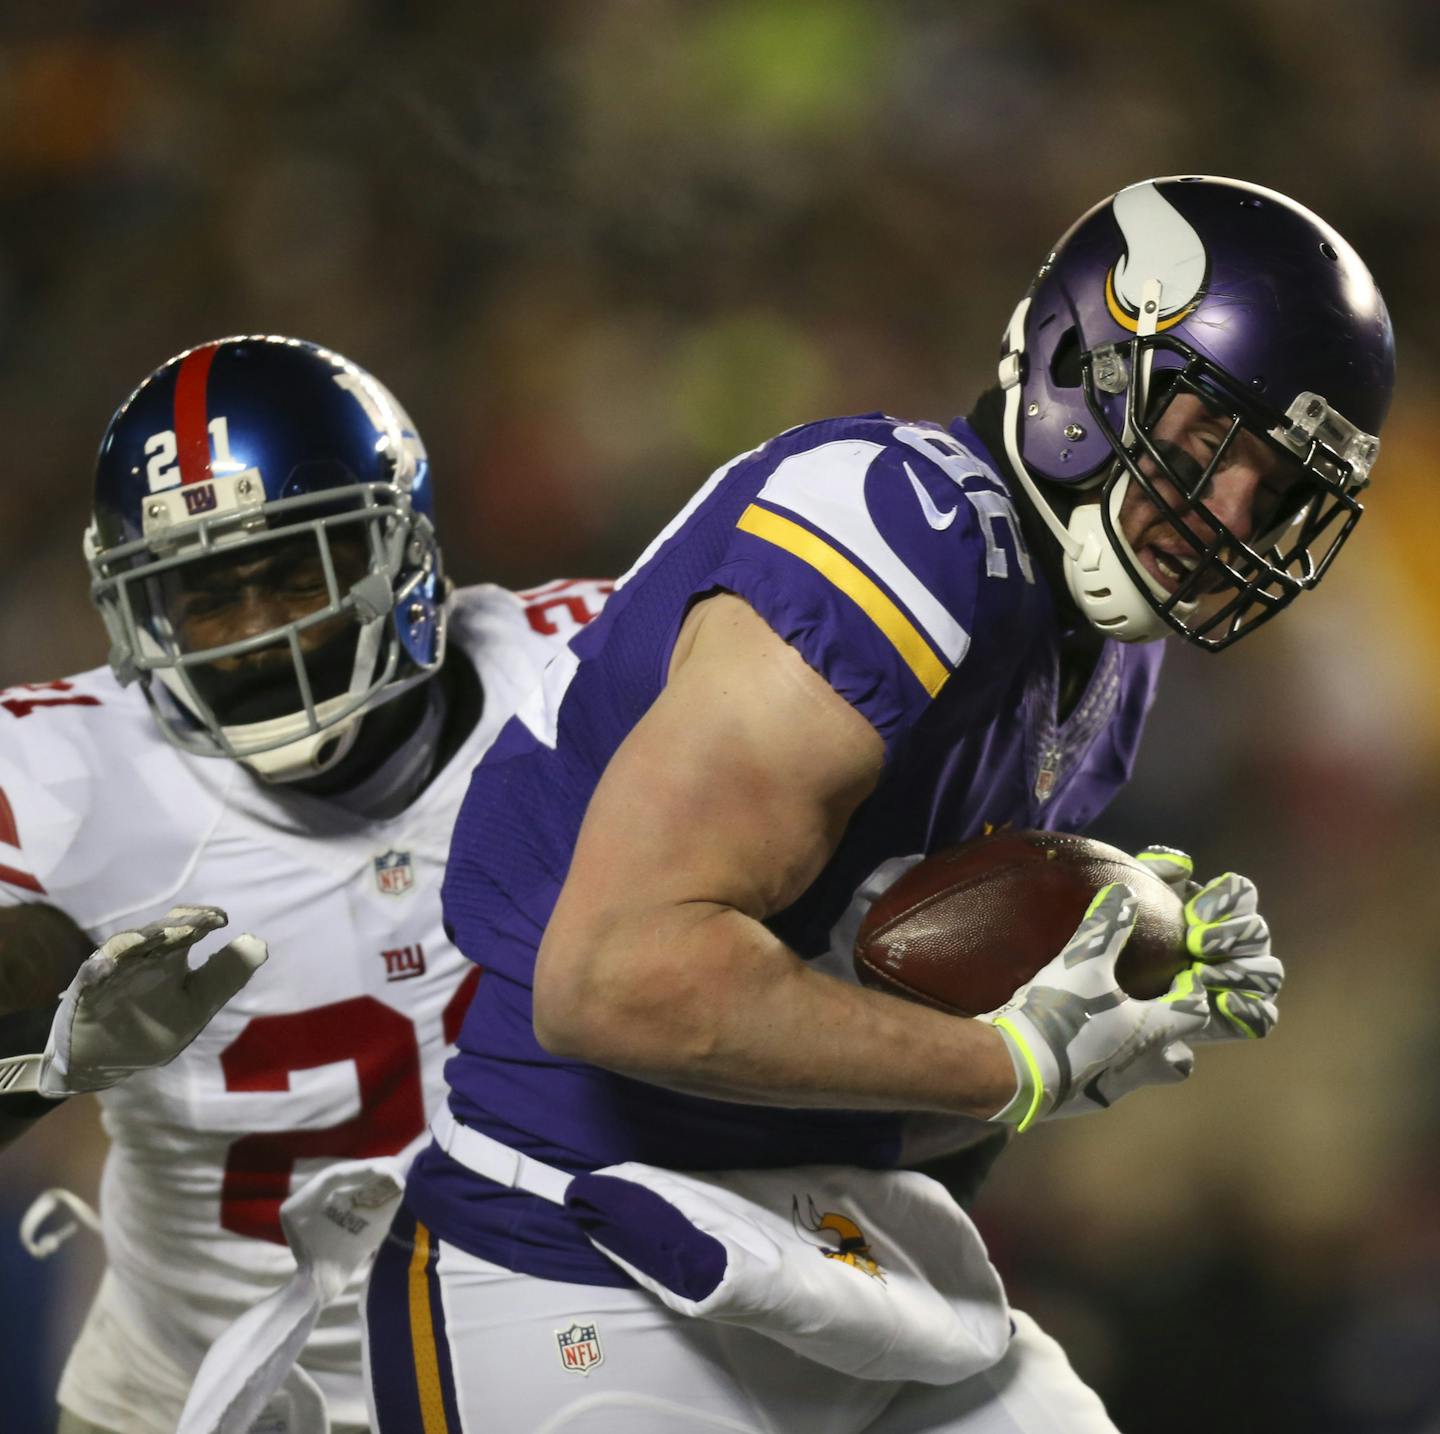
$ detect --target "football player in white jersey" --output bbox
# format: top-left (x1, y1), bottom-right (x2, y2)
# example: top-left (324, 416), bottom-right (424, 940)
top-left (0, 335), bottom-right (611, 1434)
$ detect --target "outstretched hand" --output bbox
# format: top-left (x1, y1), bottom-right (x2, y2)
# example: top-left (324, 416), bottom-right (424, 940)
top-left (38, 906), bottom-right (267, 1097)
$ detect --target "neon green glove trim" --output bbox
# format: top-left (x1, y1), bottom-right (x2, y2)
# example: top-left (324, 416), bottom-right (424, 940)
top-left (1184, 897), bottom-right (1228, 957)
top-left (1183, 876), bottom-right (1241, 955)
top-left (1085, 882), bottom-right (1119, 919)
top-left (1185, 921), bottom-right (1224, 958)
top-left (1215, 989), bottom-right (1260, 1038)
top-left (1137, 850), bottom-right (1193, 875)
top-left (993, 1017), bottom-right (1045, 1133)
top-left (1159, 966), bottom-right (1201, 1004)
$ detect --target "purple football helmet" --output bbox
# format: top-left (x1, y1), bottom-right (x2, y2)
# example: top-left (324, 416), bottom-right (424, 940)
top-left (997, 176), bottom-right (1395, 649)
top-left (85, 336), bottom-right (447, 780)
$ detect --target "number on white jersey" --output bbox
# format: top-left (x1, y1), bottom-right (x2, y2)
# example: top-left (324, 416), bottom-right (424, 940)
top-left (0, 680), bottom-right (101, 722)
top-left (512, 579), bottom-right (614, 750)
top-left (218, 968), bottom-right (478, 1243)
top-left (516, 579), bottom-right (615, 638)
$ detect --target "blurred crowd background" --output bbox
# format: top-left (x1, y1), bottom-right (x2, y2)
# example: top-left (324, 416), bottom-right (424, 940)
top-left (2, 2), bottom-right (1439, 1430)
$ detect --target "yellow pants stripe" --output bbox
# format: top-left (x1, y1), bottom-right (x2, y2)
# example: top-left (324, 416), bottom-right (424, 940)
top-left (407, 1221), bottom-right (451, 1434)
top-left (736, 503), bottom-right (950, 697)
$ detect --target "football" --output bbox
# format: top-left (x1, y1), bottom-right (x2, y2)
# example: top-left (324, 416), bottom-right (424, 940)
top-left (853, 830), bottom-right (1188, 1017)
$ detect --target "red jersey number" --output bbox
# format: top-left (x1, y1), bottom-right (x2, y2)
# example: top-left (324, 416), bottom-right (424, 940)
top-left (218, 997), bottom-right (423, 1243)
top-left (521, 580), bottom-right (614, 637)
top-left (217, 970), bottom-right (482, 1244)
top-left (0, 680), bottom-right (101, 720)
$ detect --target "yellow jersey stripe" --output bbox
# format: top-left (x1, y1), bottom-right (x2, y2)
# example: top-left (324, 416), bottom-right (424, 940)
top-left (407, 1222), bottom-right (451, 1434)
top-left (736, 503), bottom-right (950, 697)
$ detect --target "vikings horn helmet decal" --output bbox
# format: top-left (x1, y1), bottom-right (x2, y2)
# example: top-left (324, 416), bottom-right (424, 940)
top-left (1104, 182), bottom-right (1207, 333)
top-left (997, 176), bottom-right (1395, 650)
top-left (86, 336), bottom-right (448, 780)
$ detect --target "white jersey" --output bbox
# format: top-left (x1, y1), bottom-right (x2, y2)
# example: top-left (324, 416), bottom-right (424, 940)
top-left (0, 579), bottom-right (611, 1429)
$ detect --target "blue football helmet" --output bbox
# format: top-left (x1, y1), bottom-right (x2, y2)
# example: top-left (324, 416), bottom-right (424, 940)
top-left (997, 176), bottom-right (1396, 649)
top-left (85, 335), bottom-right (447, 780)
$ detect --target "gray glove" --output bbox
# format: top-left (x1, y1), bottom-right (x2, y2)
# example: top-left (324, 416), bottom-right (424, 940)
top-left (978, 883), bottom-right (1210, 1131)
top-left (0, 906), bottom-right (267, 1098)
top-left (1136, 847), bottom-right (1283, 1043)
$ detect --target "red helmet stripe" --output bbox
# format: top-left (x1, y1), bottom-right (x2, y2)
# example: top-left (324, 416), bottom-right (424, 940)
top-left (173, 343), bottom-right (219, 485)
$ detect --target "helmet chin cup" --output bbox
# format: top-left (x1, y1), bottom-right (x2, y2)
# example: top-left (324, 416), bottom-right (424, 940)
top-left (237, 711), bottom-right (365, 783)
top-left (1063, 501), bottom-right (1170, 644)
top-left (147, 662), bottom-right (367, 781)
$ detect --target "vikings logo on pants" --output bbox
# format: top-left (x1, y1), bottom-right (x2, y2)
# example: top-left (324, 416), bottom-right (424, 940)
top-left (791, 1195), bottom-right (885, 1281)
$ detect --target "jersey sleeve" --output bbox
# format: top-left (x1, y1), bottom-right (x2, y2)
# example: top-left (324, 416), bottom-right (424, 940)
top-left (0, 697), bottom-right (96, 908)
top-left (707, 419), bottom-right (1036, 754)
top-left (0, 674), bottom-right (224, 924)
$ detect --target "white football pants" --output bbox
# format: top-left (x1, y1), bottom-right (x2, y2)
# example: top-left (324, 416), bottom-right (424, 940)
top-left (362, 1218), bottom-right (1119, 1434)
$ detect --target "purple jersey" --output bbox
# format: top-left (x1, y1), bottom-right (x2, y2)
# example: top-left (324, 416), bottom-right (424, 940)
top-left (411, 414), bottom-right (1164, 1283)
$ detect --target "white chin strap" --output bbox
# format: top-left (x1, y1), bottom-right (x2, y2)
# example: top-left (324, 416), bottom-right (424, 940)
top-left (1062, 484), bottom-right (1173, 643)
top-left (227, 701), bottom-right (366, 783)
top-left (997, 294), bottom-right (1173, 645)
top-left (144, 599), bottom-right (392, 783)
top-left (149, 662), bottom-right (367, 781)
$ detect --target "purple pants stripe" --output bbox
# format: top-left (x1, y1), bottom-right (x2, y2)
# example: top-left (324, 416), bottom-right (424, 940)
top-left (366, 1203), bottom-right (463, 1434)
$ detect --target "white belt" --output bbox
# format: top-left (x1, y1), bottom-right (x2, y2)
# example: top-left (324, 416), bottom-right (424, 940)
top-left (430, 1105), bottom-right (574, 1206)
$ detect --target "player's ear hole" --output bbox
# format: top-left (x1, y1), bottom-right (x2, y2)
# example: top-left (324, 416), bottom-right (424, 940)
top-left (1049, 328), bottom-right (1083, 388)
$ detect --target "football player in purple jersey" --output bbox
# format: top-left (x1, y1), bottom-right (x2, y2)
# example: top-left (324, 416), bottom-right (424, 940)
top-left (361, 176), bottom-right (1392, 1433)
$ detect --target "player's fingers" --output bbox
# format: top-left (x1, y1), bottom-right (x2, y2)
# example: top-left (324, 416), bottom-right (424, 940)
top-left (1063, 883), bottom-right (1138, 978)
top-left (96, 918), bottom-right (203, 966)
top-left (1184, 874), bottom-right (1265, 961)
top-left (91, 925), bottom-right (194, 975)
top-left (98, 907), bottom-right (230, 969)
top-left (1196, 953), bottom-right (1284, 996)
top-left (94, 928), bottom-right (151, 962)
top-left (1185, 872), bottom-right (1258, 926)
top-left (158, 905), bottom-right (228, 937)
top-left (1204, 988), bottom-right (1279, 1042)
top-left (183, 935), bottom-right (269, 1019)
top-left (1117, 1030), bottom-right (1198, 1099)
top-left (1186, 910), bottom-right (1270, 962)
top-left (1159, 1038), bottom-right (1196, 1082)
top-left (1135, 846), bottom-right (1194, 894)
top-left (1156, 964), bottom-right (1210, 1033)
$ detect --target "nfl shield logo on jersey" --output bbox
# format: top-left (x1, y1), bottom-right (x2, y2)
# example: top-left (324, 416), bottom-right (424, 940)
top-left (373, 850), bottom-right (414, 896)
top-left (555, 1321), bottom-right (604, 1375)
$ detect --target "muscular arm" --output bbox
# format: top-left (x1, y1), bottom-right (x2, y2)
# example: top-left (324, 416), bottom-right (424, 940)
top-left (533, 592), bottom-right (1016, 1119)
top-left (0, 903), bottom-right (94, 1147)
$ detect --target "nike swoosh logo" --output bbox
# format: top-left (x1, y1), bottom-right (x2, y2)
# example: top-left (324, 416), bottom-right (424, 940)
top-left (903, 462), bottom-right (958, 530)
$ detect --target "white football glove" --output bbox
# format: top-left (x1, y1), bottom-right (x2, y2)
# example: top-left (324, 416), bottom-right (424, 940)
top-left (1, 906), bottom-right (267, 1098)
top-left (1135, 847), bottom-right (1283, 1043)
top-left (978, 883), bottom-right (1210, 1131)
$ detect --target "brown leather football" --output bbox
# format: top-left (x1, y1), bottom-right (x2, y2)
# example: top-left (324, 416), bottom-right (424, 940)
top-left (854, 830), bottom-right (1188, 1017)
